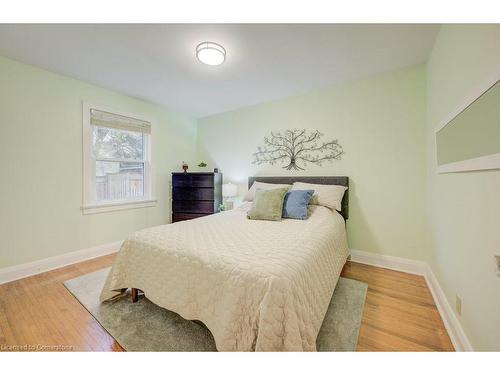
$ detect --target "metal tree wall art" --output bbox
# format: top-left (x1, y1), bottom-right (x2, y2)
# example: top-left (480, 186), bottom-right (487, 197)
top-left (253, 129), bottom-right (344, 171)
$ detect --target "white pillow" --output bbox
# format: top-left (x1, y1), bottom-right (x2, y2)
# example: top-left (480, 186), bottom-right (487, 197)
top-left (291, 182), bottom-right (347, 211)
top-left (243, 182), bottom-right (291, 201)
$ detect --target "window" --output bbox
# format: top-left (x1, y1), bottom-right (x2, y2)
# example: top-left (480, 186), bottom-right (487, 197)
top-left (82, 104), bottom-right (156, 214)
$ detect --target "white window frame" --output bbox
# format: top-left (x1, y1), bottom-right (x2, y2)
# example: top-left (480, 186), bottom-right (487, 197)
top-left (82, 102), bottom-right (156, 214)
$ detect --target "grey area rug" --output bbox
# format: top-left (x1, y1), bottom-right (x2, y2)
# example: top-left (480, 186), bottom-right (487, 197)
top-left (64, 268), bottom-right (367, 352)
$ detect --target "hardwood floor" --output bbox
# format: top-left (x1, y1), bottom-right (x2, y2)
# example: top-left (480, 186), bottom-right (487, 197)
top-left (0, 254), bottom-right (454, 351)
top-left (341, 262), bottom-right (454, 351)
top-left (0, 254), bottom-right (123, 352)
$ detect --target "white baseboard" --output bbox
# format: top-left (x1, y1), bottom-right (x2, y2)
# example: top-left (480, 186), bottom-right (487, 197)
top-left (0, 241), bottom-right (122, 285)
top-left (349, 248), bottom-right (473, 351)
top-left (423, 265), bottom-right (474, 352)
top-left (350, 249), bottom-right (427, 275)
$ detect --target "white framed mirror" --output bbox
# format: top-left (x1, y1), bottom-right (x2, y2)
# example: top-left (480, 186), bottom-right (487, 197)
top-left (436, 76), bottom-right (500, 173)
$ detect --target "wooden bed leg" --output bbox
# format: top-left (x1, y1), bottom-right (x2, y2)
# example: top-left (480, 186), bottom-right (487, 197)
top-left (131, 288), bottom-right (138, 303)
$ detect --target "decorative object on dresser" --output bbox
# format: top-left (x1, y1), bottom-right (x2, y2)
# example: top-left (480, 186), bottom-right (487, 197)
top-left (222, 182), bottom-right (237, 210)
top-left (172, 172), bottom-right (222, 222)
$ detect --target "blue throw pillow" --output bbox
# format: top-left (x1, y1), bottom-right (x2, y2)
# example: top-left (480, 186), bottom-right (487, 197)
top-left (282, 190), bottom-right (315, 220)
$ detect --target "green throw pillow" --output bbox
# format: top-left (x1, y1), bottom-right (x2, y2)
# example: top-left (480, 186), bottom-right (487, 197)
top-left (247, 187), bottom-right (289, 221)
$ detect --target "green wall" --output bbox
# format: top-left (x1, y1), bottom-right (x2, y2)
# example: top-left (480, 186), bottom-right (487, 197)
top-left (426, 24), bottom-right (500, 350)
top-left (198, 65), bottom-right (431, 261)
top-left (0, 56), bottom-right (197, 268)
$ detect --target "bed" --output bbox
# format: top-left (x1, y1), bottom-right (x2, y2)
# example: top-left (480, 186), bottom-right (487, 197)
top-left (100, 176), bottom-right (350, 351)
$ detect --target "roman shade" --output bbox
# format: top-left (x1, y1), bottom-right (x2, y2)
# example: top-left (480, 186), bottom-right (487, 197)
top-left (90, 108), bottom-right (151, 134)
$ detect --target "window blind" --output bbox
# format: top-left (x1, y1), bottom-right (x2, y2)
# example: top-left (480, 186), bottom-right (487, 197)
top-left (90, 109), bottom-right (151, 134)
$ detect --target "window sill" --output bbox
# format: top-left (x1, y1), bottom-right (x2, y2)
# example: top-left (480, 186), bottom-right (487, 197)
top-left (82, 199), bottom-right (157, 215)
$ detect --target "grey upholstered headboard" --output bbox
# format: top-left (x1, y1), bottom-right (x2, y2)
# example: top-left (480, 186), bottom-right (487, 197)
top-left (247, 176), bottom-right (349, 220)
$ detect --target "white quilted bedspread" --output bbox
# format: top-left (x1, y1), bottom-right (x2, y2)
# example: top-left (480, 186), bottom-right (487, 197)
top-left (100, 204), bottom-right (349, 351)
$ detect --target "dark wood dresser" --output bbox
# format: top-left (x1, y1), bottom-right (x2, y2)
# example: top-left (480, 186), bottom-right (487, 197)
top-left (171, 172), bottom-right (223, 222)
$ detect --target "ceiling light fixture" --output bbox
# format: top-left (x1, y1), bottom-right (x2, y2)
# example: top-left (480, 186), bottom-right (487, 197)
top-left (196, 42), bottom-right (226, 66)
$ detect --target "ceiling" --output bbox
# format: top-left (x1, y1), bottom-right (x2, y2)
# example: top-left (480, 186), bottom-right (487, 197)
top-left (0, 24), bottom-right (439, 118)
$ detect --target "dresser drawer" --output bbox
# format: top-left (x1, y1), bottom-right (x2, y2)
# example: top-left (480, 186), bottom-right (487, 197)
top-left (173, 200), bottom-right (215, 214)
top-left (172, 187), bottom-right (214, 201)
top-left (172, 213), bottom-right (210, 222)
top-left (172, 174), bottom-right (214, 188)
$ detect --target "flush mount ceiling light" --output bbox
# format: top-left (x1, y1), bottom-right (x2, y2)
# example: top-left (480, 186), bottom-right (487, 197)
top-left (196, 42), bottom-right (226, 66)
